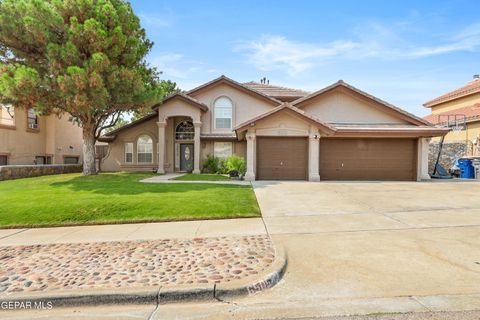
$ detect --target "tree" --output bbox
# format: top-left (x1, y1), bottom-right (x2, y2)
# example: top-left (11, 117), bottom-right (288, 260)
top-left (131, 79), bottom-right (180, 121)
top-left (105, 116), bottom-right (129, 133)
top-left (0, 0), bottom-right (159, 175)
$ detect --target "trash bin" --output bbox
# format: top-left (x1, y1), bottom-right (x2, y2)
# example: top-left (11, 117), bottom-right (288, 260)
top-left (458, 159), bottom-right (475, 179)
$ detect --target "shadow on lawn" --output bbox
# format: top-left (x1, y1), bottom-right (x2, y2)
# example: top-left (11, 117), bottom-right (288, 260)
top-left (50, 172), bottom-right (250, 195)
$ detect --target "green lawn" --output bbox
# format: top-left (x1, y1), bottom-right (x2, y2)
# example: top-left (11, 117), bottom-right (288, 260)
top-left (0, 172), bottom-right (260, 228)
top-left (173, 173), bottom-right (231, 181)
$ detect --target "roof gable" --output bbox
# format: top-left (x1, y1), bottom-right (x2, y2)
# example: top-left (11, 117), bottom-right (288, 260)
top-left (187, 75), bottom-right (282, 106)
top-left (153, 93), bottom-right (208, 112)
top-left (235, 103), bottom-right (336, 135)
top-left (293, 81), bottom-right (430, 126)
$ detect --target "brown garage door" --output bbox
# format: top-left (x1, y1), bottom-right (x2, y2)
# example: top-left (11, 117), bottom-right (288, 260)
top-left (257, 137), bottom-right (308, 180)
top-left (320, 138), bottom-right (417, 181)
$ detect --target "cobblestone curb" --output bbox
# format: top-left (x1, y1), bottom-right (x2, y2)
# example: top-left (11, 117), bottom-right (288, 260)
top-left (0, 244), bottom-right (286, 307)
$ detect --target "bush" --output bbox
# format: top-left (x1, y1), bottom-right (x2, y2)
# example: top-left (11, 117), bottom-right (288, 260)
top-left (202, 154), bottom-right (219, 173)
top-left (201, 154), bottom-right (247, 177)
top-left (218, 159), bottom-right (229, 174)
top-left (226, 155), bottom-right (246, 176)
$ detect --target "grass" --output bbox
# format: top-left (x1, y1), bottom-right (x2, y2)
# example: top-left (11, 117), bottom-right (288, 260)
top-left (0, 172), bottom-right (260, 228)
top-left (173, 173), bottom-right (231, 181)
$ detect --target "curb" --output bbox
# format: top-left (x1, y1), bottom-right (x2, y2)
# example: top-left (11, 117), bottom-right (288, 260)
top-left (0, 243), bottom-right (287, 307)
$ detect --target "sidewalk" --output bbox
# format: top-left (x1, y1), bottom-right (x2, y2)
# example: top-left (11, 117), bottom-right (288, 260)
top-left (0, 218), bottom-right (267, 246)
top-left (140, 174), bottom-right (251, 185)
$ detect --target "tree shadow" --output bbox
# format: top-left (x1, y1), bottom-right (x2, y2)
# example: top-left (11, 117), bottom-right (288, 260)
top-left (50, 172), bottom-right (251, 196)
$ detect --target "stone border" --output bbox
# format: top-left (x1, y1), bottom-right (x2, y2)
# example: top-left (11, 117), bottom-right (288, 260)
top-left (0, 244), bottom-right (287, 307)
top-left (0, 164), bottom-right (82, 181)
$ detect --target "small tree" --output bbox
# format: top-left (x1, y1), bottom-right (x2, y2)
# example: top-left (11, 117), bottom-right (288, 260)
top-left (0, 0), bottom-right (158, 175)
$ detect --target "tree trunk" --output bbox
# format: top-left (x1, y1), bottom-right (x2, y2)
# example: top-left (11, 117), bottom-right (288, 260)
top-left (82, 127), bottom-right (97, 176)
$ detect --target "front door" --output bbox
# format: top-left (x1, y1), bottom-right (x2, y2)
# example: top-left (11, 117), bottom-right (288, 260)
top-left (180, 143), bottom-right (194, 172)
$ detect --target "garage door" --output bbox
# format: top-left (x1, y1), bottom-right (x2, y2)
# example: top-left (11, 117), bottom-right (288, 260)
top-left (320, 138), bottom-right (417, 181)
top-left (257, 137), bottom-right (308, 180)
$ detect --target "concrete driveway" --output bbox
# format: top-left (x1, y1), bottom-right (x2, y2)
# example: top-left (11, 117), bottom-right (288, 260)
top-left (156, 180), bottom-right (480, 319)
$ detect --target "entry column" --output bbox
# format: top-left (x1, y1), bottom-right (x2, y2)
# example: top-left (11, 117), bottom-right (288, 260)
top-left (157, 121), bottom-right (167, 174)
top-left (244, 129), bottom-right (256, 181)
top-left (308, 131), bottom-right (321, 181)
top-left (193, 121), bottom-right (202, 174)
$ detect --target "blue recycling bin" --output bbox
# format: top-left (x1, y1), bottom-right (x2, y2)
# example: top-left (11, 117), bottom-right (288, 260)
top-left (458, 159), bottom-right (475, 179)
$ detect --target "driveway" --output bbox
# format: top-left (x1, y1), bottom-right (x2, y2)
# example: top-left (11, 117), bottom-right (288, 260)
top-left (156, 180), bottom-right (480, 319)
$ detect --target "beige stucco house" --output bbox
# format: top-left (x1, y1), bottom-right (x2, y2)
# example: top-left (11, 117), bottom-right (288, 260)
top-left (423, 76), bottom-right (480, 156)
top-left (99, 76), bottom-right (448, 181)
top-left (0, 105), bottom-right (83, 165)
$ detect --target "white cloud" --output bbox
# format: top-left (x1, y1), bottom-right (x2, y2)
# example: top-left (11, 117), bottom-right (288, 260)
top-left (139, 12), bottom-right (174, 28)
top-left (148, 53), bottom-right (215, 89)
top-left (237, 22), bottom-right (480, 75)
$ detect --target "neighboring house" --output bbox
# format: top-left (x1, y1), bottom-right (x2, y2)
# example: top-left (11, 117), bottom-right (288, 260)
top-left (0, 105), bottom-right (83, 165)
top-left (423, 76), bottom-right (480, 157)
top-left (99, 76), bottom-right (448, 181)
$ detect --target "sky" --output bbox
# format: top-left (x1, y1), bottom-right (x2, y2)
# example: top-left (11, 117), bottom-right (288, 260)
top-left (130, 0), bottom-right (480, 117)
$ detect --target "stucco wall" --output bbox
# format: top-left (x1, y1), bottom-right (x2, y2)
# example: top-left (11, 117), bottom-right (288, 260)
top-left (300, 89), bottom-right (409, 124)
top-left (430, 92), bottom-right (480, 114)
top-left (101, 116), bottom-right (159, 172)
top-left (189, 83), bottom-right (275, 134)
top-left (253, 111), bottom-right (312, 137)
top-left (0, 109), bottom-right (83, 165)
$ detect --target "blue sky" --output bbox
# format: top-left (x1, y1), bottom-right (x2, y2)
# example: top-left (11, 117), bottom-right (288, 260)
top-left (130, 0), bottom-right (480, 116)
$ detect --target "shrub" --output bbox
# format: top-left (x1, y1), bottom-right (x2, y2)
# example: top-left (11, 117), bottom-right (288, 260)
top-left (226, 155), bottom-right (246, 176)
top-left (202, 154), bottom-right (219, 173)
top-left (218, 159), bottom-right (229, 174)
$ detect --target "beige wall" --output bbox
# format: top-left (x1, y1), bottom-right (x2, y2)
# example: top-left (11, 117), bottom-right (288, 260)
top-left (0, 108), bottom-right (82, 165)
top-left (301, 90), bottom-right (409, 124)
top-left (430, 93), bottom-right (480, 114)
top-left (190, 83), bottom-right (275, 134)
top-left (101, 116), bottom-right (159, 172)
top-left (428, 93), bottom-right (480, 144)
top-left (253, 111), bottom-right (312, 137)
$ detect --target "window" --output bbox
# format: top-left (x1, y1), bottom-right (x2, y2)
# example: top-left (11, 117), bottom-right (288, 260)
top-left (0, 155), bottom-right (8, 166)
top-left (137, 135), bottom-right (153, 163)
top-left (64, 156), bottom-right (79, 164)
top-left (35, 156), bottom-right (52, 165)
top-left (27, 108), bottom-right (38, 130)
top-left (214, 97), bottom-right (233, 129)
top-left (124, 142), bottom-right (133, 163)
top-left (214, 142), bottom-right (233, 159)
top-left (175, 121), bottom-right (194, 140)
top-left (0, 105), bottom-right (14, 126)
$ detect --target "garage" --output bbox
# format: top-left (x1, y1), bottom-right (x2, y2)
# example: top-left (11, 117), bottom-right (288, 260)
top-left (320, 138), bottom-right (417, 181)
top-left (257, 137), bottom-right (308, 180)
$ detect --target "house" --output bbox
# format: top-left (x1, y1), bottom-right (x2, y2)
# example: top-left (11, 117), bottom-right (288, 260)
top-left (423, 76), bottom-right (480, 158)
top-left (99, 76), bottom-right (448, 181)
top-left (0, 105), bottom-right (83, 166)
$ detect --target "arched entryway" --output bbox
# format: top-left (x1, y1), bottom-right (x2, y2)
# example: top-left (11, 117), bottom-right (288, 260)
top-left (175, 120), bottom-right (195, 172)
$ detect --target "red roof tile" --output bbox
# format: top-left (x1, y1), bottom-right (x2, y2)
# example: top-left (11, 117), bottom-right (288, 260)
top-left (424, 78), bottom-right (480, 107)
top-left (243, 81), bottom-right (309, 101)
top-left (423, 103), bottom-right (480, 124)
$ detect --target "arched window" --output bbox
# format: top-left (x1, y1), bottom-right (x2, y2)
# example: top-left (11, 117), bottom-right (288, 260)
top-left (175, 120), bottom-right (194, 140)
top-left (214, 97), bottom-right (233, 129)
top-left (137, 135), bottom-right (153, 163)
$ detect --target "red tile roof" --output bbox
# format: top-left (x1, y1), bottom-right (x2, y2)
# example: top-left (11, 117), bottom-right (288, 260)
top-left (243, 81), bottom-right (309, 101)
top-left (424, 78), bottom-right (480, 107)
top-left (423, 103), bottom-right (480, 124)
